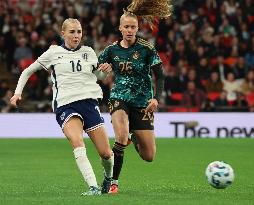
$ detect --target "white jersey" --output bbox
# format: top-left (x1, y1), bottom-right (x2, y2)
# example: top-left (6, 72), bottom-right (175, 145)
top-left (15, 45), bottom-right (103, 110)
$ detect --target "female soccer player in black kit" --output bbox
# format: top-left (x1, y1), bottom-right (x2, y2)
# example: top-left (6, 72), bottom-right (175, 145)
top-left (98, 0), bottom-right (173, 194)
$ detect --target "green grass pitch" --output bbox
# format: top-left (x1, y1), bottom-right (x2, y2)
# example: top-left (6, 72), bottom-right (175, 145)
top-left (0, 138), bottom-right (253, 205)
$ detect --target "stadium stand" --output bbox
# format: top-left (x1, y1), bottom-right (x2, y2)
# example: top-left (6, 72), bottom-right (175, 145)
top-left (0, 0), bottom-right (254, 112)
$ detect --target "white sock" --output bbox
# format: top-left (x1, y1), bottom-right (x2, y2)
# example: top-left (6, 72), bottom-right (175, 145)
top-left (112, 179), bottom-right (118, 185)
top-left (73, 147), bottom-right (98, 188)
top-left (101, 152), bottom-right (114, 179)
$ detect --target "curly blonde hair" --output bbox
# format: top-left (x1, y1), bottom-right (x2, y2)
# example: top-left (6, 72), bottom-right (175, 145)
top-left (125, 0), bottom-right (173, 28)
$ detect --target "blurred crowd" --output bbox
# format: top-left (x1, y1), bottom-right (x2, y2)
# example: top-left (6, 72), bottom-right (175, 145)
top-left (1, 0), bottom-right (254, 113)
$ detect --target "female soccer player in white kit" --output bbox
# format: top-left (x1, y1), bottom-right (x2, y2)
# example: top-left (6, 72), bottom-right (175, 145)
top-left (10, 18), bottom-right (114, 196)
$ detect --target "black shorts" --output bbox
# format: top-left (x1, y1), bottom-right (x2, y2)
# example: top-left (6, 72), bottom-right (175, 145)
top-left (108, 99), bottom-right (154, 130)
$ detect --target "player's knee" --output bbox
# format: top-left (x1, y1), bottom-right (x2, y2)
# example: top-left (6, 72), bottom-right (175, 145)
top-left (140, 152), bottom-right (155, 162)
top-left (142, 155), bottom-right (155, 162)
top-left (70, 138), bottom-right (84, 149)
top-left (99, 149), bottom-right (112, 159)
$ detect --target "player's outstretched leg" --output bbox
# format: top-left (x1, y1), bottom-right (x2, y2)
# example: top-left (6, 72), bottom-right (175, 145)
top-left (108, 142), bottom-right (127, 194)
top-left (101, 153), bottom-right (114, 194)
top-left (73, 147), bottom-right (101, 196)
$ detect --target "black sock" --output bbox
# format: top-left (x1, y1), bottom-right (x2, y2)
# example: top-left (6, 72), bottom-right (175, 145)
top-left (112, 142), bottom-right (126, 181)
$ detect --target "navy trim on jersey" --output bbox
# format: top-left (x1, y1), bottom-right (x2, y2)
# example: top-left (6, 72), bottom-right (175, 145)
top-left (51, 66), bottom-right (58, 111)
top-left (61, 44), bottom-right (81, 52)
top-left (37, 60), bottom-right (48, 71)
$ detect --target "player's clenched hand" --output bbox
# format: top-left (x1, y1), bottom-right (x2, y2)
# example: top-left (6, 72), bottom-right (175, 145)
top-left (98, 63), bottom-right (112, 73)
top-left (10, 94), bottom-right (22, 107)
top-left (145, 98), bottom-right (158, 113)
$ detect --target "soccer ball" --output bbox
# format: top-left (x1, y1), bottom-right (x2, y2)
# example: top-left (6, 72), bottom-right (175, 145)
top-left (205, 161), bottom-right (234, 189)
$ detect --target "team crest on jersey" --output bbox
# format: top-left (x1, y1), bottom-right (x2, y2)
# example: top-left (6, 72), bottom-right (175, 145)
top-left (114, 101), bottom-right (120, 108)
top-left (114, 56), bottom-right (120, 61)
top-left (82, 53), bottom-right (88, 61)
top-left (132, 51), bottom-right (140, 60)
top-left (60, 112), bottom-right (66, 121)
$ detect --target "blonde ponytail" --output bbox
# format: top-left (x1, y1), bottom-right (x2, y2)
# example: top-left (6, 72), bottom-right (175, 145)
top-left (126, 0), bottom-right (173, 28)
